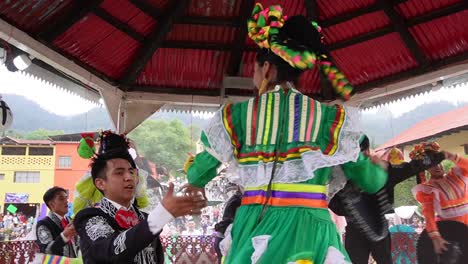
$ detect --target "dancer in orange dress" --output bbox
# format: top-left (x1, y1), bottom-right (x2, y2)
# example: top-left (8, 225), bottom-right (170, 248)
top-left (411, 142), bottom-right (467, 263)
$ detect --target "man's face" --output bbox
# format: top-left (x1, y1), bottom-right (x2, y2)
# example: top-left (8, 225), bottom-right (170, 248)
top-left (95, 158), bottom-right (138, 206)
top-left (49, 191), bottom-right (69, 217)
top-left (188, 221), bottom-right (196, 230)
top-left (428, 164), bottom-right (444, 179)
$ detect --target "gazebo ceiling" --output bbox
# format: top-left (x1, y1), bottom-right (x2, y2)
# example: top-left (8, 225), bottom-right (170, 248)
top-left (0, 0), bottom-right (467, 102)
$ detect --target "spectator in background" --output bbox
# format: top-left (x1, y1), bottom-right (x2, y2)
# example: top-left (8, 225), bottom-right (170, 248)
top-left (182, 221), bottom-right (202, 236)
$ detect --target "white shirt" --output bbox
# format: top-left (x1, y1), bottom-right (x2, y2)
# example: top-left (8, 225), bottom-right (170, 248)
top-left (53, 212), bottom-right (71, 243)
top-left (103, 197), bottom-right (174, 235)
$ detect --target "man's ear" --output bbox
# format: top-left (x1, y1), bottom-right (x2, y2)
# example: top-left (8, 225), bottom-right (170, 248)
top-left (94, 178), bottom-right (106, 193)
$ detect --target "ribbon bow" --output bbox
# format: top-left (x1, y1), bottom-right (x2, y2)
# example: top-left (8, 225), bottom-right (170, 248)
top-left (115, 209), bottom-right (140, 229)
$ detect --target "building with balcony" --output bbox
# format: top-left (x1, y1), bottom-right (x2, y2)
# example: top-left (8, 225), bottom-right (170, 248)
top-left (0, 137), bottom-right (55, 213)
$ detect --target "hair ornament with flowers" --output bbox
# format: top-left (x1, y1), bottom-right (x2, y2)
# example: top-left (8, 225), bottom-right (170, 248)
top-left (247, 3), bottom-right (353, 100)
top-left (409, 141), bottom-right (442, 184)
top-left (409, 142), bottom-right (441, 160)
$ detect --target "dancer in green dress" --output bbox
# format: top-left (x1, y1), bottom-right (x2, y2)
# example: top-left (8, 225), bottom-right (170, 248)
top-left (183, 3), bottom-right (388, 264)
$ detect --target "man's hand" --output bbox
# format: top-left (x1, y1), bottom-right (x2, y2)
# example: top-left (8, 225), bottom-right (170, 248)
top-left (162, 183), bottom-right (207, 218)
top-left (432, 235), bottom-right (449, 255)
top-left (181, 183), bottom-right (207, 200)
top-left (63, 224), bottom-right (77, 239)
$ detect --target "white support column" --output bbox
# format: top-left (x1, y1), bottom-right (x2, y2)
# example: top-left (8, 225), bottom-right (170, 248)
top-left (99, 87), bottom-right (124, 131)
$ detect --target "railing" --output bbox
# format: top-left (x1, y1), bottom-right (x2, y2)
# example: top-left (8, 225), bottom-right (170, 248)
top-left (0, 240), bottom-right (38, 264)
top-left (0, 233), bottom-right (418, 264)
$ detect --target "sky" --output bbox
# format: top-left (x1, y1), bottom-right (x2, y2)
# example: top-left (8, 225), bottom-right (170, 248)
top-left (0, 65), bottom-right (98, 116)
top-left (361, 83), bottom-right (468, 117)
top-left (1, 64), bottom-right (467, 118)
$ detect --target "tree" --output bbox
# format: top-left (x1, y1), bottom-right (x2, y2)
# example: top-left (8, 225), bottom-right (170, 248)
top-left (394, 178), bottom-right (418, 207)
top-left (129, 119), bottom-right (192, 175)
top-left (24, 129), bottom-right (64, 139)
top-left (2, 129), bottom-right (24, 138)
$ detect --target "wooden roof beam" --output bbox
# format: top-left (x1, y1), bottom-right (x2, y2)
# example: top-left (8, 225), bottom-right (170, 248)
top-left (227, 0), bottom-right (255, 76)
top-left (93, 7), bottom-right (146, 43)
top-left (320, 0), bottom-right (407, 27)
top-left (40, 0), bottom-right (104, 41)
top-left (128, 0), bottom-right (161, 18)
top-left (304, 0), bottom-right (319, 21)
top-left (121, 0), bottom-right (190, 85)
top-left (377, 0), bottom-right (427, 66)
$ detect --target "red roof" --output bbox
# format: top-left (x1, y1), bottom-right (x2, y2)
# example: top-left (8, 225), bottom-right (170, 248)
top-left (0, 136), bottom-right (53, 145)
top-left (377, 105), bottom-right (468, 150)
top-left (0, 0), bottom-right (467, 99)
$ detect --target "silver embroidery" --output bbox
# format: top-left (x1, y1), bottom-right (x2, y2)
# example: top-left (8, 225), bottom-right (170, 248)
top-left (113, 230), bottom-right (127, 255)
top-left (134, 246), bottom-right (155, 264)
top-left (37, 225), bottom-right (53, 244)
top-left (85, 216), bottom-right (113, 241)
top-left (100, 198), bottom-right (117, 218)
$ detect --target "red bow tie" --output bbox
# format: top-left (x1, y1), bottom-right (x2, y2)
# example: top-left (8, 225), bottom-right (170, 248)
top-left (115, 209), bottom-right (140, 229)
top-left (61, 218), bottom-right (69, 229)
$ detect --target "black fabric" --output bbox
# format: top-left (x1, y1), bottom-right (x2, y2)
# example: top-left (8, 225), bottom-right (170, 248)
top-left (417, 221), bottom-right (468, 264)
top-left (74, 203), bottom-right (164, 264)
top-left (214, 191), bottom-right (243, 264)
top-left (330, 153), bottom-right (446, 263)
top-left (36, 216), bottom-right (76, 257)
top-left (214, 192), bottom-right (243, 234)
top-left (0, 100), bottom-right (9, 125)
top-left (97, 132), bottom-right (136, 169)
top-left (344, 225), bottom-right (392, 264)
top-left (329, 152), bottom-right (445, 216)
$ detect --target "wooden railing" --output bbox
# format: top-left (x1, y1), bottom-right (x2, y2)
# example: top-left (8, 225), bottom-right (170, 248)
top-left (0, 233), bottom-right (418, 264)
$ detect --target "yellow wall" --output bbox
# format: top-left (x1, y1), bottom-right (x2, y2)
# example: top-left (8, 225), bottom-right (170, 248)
top-left (402, 130), bottom-right (468, 160)
top-left (0, 146), bottom-right (55, 211)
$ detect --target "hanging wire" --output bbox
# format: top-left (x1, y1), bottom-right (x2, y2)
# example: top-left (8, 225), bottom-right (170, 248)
top-left (190, 96), bottom-right (194, 150)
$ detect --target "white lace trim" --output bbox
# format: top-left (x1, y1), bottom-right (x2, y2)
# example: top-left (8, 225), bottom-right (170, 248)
top-left (323, 246), bottom-right (350, 264)
top-left (85, 216), bottom-right (114, 241)
top-left (204, 106), bottom-right (362, 188)
top-left (219, 224), bottom-right (233, 257)
top-left (204, 106), bottom-right (235, 164)
top-left (251, 235), bottom-right (271, 264)
top-left (328, 167), bottom-right (348, 201)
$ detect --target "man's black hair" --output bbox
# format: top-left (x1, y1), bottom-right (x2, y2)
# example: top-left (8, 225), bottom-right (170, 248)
top-left (43, 186), bottom-right (67, 208)
top-left (360, 135), bottom-right (370, 152)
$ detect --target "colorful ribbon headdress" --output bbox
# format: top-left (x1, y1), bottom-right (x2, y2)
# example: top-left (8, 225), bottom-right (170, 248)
top-left (247, 3), bottom-right (353, 100)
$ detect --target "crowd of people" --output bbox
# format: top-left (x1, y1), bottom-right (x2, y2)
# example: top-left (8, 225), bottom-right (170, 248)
top-left (0, 212), bottom-right (34, 241)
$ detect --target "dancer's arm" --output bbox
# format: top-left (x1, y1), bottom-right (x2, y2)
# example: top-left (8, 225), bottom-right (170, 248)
top-left (389, 150), bottom-right (445, 187)
top-left (415, 191), bottom-right (449, 254)
top-left (186, 132), bottom-right (222, 188)
top-left (446, 152), bottom-right (468, 177)
top-left (341, 152), bottom-right (388, 194)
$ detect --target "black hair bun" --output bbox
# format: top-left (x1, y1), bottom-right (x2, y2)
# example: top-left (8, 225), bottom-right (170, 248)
top-left (279, 16), bottom-right (323, 53)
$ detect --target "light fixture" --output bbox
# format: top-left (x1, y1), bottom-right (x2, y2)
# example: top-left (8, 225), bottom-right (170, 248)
top-left (13, 54), bottom-right (32, 70)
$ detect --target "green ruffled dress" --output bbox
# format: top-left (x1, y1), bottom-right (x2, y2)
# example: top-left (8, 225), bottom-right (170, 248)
top-left (187, 86), bottom-right (387, 264)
